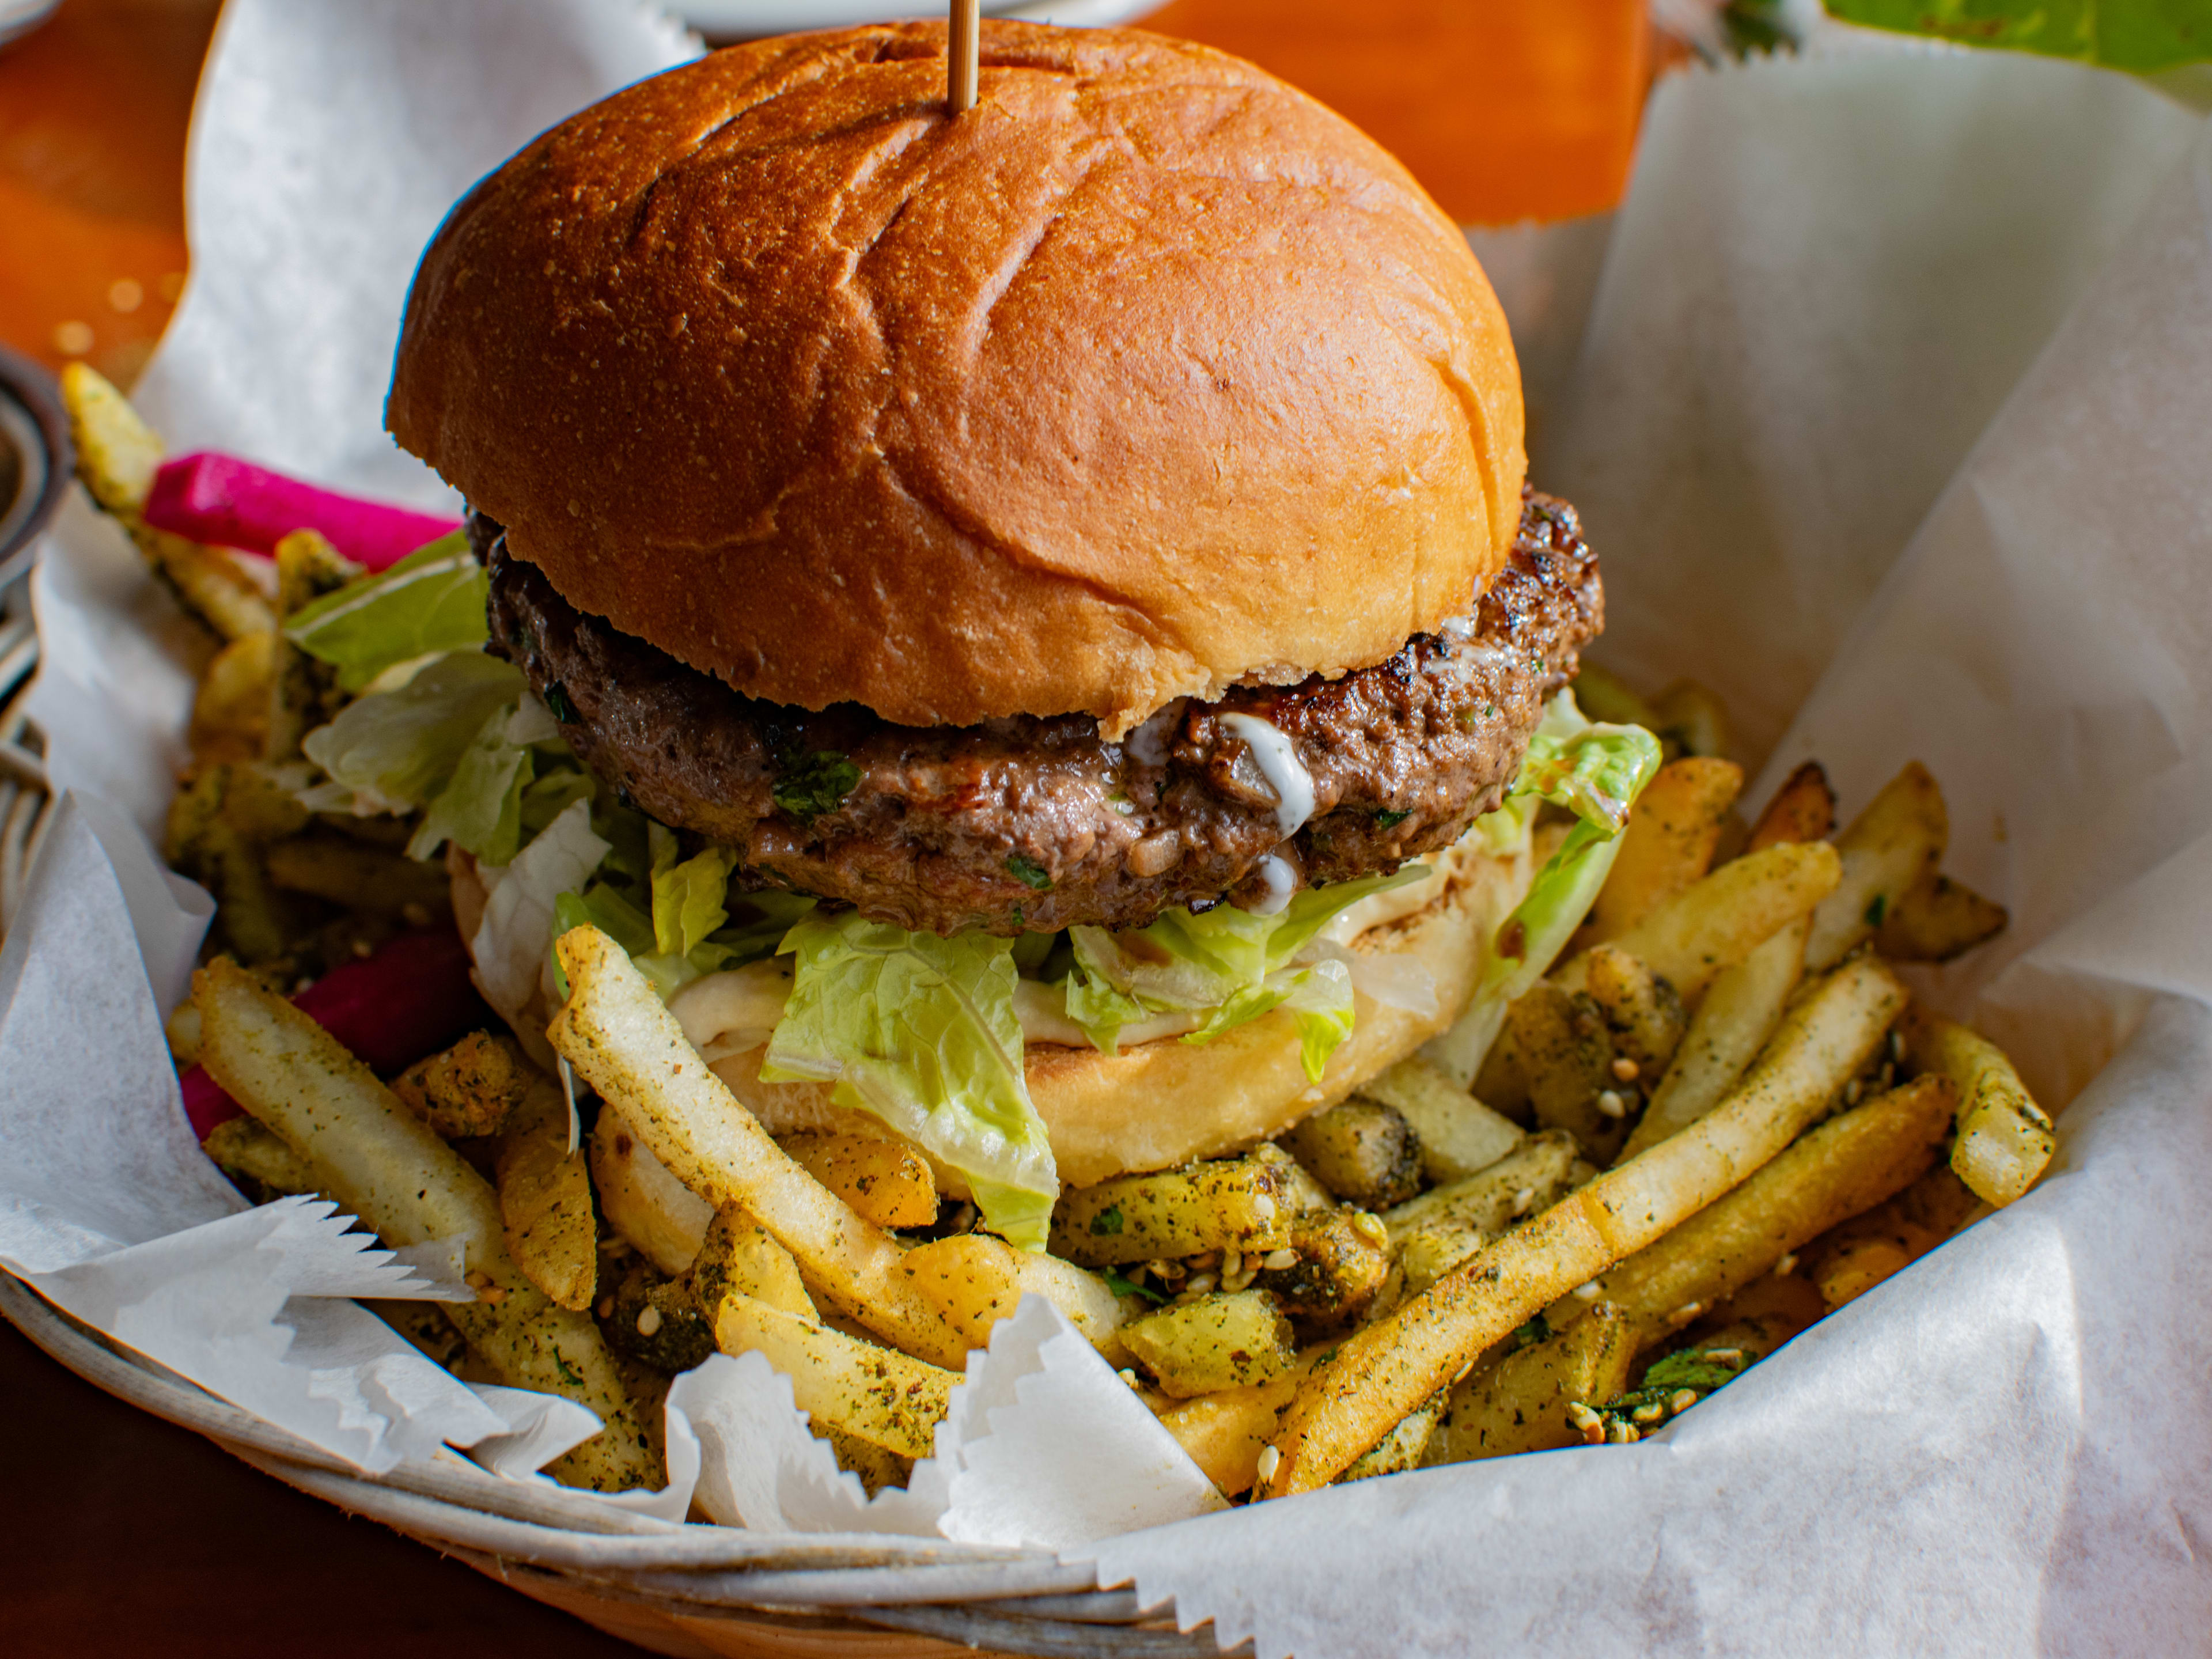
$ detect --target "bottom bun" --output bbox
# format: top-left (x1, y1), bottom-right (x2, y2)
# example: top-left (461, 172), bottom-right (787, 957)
top-left (452, 836), bottom-right (1529, 1194)
top-left (706, 840), bottom-right (1530, 1189)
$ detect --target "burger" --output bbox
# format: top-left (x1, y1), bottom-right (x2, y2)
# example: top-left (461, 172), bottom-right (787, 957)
top-left (376, 20), bottom-right (1636, 1255)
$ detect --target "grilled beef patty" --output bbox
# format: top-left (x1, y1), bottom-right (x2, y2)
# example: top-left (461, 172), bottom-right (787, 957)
top-left (480, 487), bottom-right (1603, 935)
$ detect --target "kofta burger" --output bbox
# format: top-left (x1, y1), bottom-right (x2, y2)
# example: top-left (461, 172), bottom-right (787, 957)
top-left (383, 20), bottom-right (1638, 1253)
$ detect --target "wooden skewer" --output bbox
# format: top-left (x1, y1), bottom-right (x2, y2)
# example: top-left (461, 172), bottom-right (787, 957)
top-left (949, 0), bottom-right (979, 114)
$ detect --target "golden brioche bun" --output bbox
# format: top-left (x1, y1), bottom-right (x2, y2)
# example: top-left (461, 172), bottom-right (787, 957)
top-left (703, 838), bottom-right (1528, 1187)
top-left (387, 20), bottom-right (1524, 738)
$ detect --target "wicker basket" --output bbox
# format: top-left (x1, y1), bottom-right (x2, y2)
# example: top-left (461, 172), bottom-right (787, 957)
top-left (0, 1273), bottom-right (1238, 1657)
top-left (0, 391), bottom-right (1235, 1654)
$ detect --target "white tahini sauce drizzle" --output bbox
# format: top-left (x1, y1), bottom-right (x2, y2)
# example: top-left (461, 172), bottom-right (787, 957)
top-left (1218, 712), bottom-right (1316, 836)
top-left (1244, 852), bottom-right (1298, 916)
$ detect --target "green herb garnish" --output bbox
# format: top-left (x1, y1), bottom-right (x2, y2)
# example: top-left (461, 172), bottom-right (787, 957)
top-left (1007, 853), bottom-right (1052, 890)
top-left (1104, 1268), bottom-right (1166, 1304)
top-left (772, 750), bottom-right (861, 821)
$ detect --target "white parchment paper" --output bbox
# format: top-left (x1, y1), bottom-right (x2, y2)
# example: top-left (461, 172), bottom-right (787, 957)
top-left (10, 0), bottom-right (2212, 1648)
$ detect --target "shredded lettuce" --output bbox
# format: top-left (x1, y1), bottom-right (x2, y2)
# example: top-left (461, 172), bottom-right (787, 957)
top-left (472, 798), bottom-right (611, 1026)
top-left (407, 701), bottom-right (532, 863)
top-left (298, 652), bottom-right (524, 816)
top-left (650, 830), bottom-right (739, 959)
top-left (1060, 868), bottom-right (1423, 1077)
top-left (1424, 692), bottom-right (1663, 1083)
top-left (761, 912), bottom-right (1056, 1250)
top-left (285, 532), bottom-right (490, 691)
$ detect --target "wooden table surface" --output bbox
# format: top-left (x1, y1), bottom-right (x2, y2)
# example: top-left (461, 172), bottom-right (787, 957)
top-left (0, 2), bottom-right (1649, 1653)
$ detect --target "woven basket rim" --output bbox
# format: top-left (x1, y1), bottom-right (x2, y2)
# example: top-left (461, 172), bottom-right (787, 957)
top-left (1, 1269), bottom-right (1236, 1655)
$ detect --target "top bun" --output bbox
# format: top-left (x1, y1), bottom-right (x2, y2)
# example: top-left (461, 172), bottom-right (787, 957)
top-left (388, 21), bottom-right (1524, 738)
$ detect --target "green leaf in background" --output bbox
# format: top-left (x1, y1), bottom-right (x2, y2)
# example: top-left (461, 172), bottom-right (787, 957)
top-left (1824, 0), bottom-right (2211, 71)
top-left (285, 532), bottom-right (491, 691)
top-left (762, 912), bottom-right (1058, 1251)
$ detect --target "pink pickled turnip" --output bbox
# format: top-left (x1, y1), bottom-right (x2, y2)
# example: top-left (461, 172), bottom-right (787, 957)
top-left (183, 927), bottom-right (493, 1138)
top-left (143, 452), bottom-right (461, 572)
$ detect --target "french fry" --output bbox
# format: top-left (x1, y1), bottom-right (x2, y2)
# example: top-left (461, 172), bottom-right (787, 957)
top-left (1555, 840), bottom-right (1841, 1002)
top-left (264, 834), bottom-right (453, 916)
top-left (494, 1077), bottom-right (597, 1312)
top-left (1804, 762), bottom-right (1946, 971)
top-left (1803, 1161), bottom-right (1982, 1309)
top-left (692, 1205), bottom-right (816, 1320)
top-left (391, 1029), bottom-right (535, 1139)
top-left (267, 529), bottom-right (359, 762)
top-left (1157, 1389), bottom-right (1285, 1496)
top-left (60, 362), bottom-right (164, 513)
top-left (1253, 1206), bottom-right (1391, 1323)
top-left (164, 767), bottom-right (298, 965)
top-left (158, 533), bottom-right (280, 641)
top-left (1474, 984), bottom-right (1613, 1145)
top-left (1617, 915), bottom-right (1809, 1162)
top-left (1587, 757), bottom-right (1744, 942)
top-left (1339, 1389), bottom-right (1447, 1482)
top-left (550, 927), bottom-right (965, 1366)
top-left (599, 1256), bottom-right (716, 1374)
top-left (901, 1232), bottom-right (1127, 1356)
top-left (1259, 957), bottom-right (1906, 1497)
top-left (1650, 680), bottom-right (1732, 762)
top-left (590, 1106), bottom-right (712, 1277)
top-left (713, 1291), bottom-right (956, 1460)
top-left (190, 631), bottom-right (276, 764)
top-left (1049, 1156), bottom-right (1297, 1267)
top-left (1120, 1290), bottom-right (1297, 1398)
top-left (1282, 1100), bottom-right (1423, 1210)
top-left (192, 959), bottom-right (657, 1491)
top-left (1557, 1074), bottom-right (1955, 1346)
top-left (1352, 1057), bottom-right (1522, 1183)
top-left (1875, 873), bottom-right (2009, 963)
top-left (1249, 1141), bottom-right (1336, 1214)
top-left (778, 1130), bottom-right (938, 1230)
top-left (1423, 1304), bottom-right (1636, 1464)
top-left (1903, 1007), bottom-right (2055, 1207)
top-left (825, 1428), bottom-right (912, 1497)
top-left (63, 363), bottom-right (277, 641)
top-left (1582, 944), bottom-right (1687, 1077)
top-left (1748, 761), bottom-right (1837, 854)
top-left (1384, 1130), bottom-right (1582, 1251)
top-left (1153, 1348), bottom-right (1328, 1495)
top-left (201, 1114), bottom-right (314, 1200)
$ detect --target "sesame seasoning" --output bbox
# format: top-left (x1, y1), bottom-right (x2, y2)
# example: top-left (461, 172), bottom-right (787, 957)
top-left (1252, 1195), bottom-right (1278, 1226)
top-left (636, 1305), bottom-right (662, 1336)
top-left (1596, 1089), bottom-right (1627, 1119)
top-left (1512, 1187), bottom-right (1536, 1215)
top-left (1844, 1078), bottom-right (1864, 1106)
top-left (1255, 1445), bottom-right (1282, 1483)
top-left (1773, 1253), bottom-right (1797, 1277)
top-left (1610, 1058), bottom-right (1640, 1082)
top-left (1669, 1300), bottom-right (1704, 1325)
top-left (1571, 1281), bottom-right (1601, 1300)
